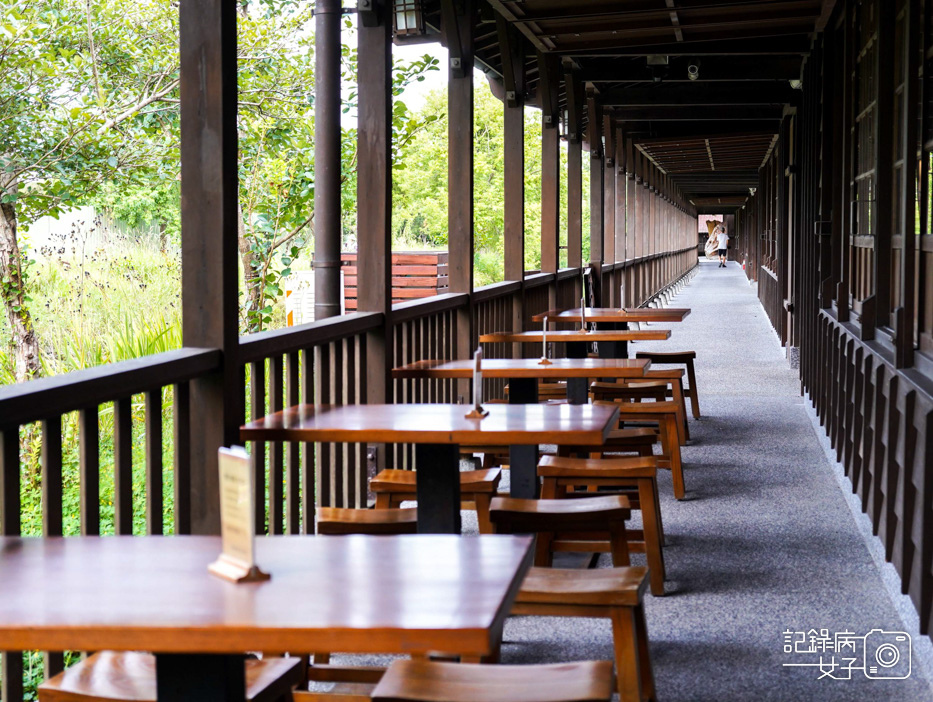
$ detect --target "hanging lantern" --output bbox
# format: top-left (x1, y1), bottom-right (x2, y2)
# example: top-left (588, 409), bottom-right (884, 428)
top-left (394, 0), bottom-right (424, 37)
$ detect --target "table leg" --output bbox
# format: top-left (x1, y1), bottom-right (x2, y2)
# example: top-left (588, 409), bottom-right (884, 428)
top-left (415, 443), bottom-right (462, 534)
top-left (595, 321), bottom-right (629, 359)
top-left (155, 654), bottom-right (245, 702)
top-left (565, 342), bottom-right (589, 405)
top-left (507, 378), bottom-right (539, 499)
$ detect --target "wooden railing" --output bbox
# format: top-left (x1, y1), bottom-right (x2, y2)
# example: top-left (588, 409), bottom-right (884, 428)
top-left (0, 246), bottom-right (696, 701)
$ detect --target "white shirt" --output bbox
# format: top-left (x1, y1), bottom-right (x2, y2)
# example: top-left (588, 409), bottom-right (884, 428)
top-left (716, 231), bottom-right (729, 249)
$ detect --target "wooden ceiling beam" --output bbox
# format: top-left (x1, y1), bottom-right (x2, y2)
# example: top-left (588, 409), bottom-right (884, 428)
top-left (614, 105), bottom-right (784, 120)
top-left (601, 81), bottom-right (797, 106)
top-left (563, 35), bottom-right (812, 56)
top-left (579, 55), bottom-right (802, 82)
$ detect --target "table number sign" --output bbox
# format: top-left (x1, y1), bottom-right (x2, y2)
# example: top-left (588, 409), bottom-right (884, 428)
top-left (208, 446), bottom-right (271, 583)
top-left (465, 347), bottom-right (489, 418)
top-left (539, 316), bottom-right (552, 365)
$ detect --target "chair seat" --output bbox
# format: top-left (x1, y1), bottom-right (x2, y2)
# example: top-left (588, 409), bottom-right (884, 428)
top-left (371, 468), bottom-right (501, 494)
top-left (518, 566), bottom-right (648, 607)
top-left (317, 507), bottom-right (418, 535)
top-left (612, 400), bottom-right (681, 415)
top-left (38, 652), bottom-right (302, 702)
top-left (539, 456), bottom-right (658, 479)
top-left (371, 659), bottom-right (613, 702)
top-left (490, 494), bottom-right (630, 526)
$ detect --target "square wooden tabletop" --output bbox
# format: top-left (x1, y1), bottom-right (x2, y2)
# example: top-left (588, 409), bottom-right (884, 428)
top-left (0, 535), bottom-right (533, 657)
top-left (530, 307), bottom-right (691, 323)
top-left (478, 329), bottom-right (672, 343)
top-left (391, 357), bottom-right (650, 379)
top-left (240, 402), bottom-right (621, 446)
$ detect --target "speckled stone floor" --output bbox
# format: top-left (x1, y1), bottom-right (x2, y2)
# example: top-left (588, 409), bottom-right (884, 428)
top-left (323, 260), bottom-right (933, 701)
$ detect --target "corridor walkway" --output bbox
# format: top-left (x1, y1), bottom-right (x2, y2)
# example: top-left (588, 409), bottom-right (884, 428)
top-left (502, 260), bottom-right (933, 700)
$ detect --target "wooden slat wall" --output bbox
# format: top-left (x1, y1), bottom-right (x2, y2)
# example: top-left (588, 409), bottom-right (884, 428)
top-left (748, 0), bottom-right (933, 640)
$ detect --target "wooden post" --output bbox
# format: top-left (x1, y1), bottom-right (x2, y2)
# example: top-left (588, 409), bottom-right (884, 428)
top-left (314, 0), bottom-right (343, 320)
top-left (541, 117), bottom-right (560, 273)
top-left (587, 90), bottom-right (604, 266)
top-left (568, 139), bottom-right (583, 268)
top-left (498, 14), bottom-right (525, 346)
top-left (565, 64), bottom-right (584, 271)
top-left (357, 0), bottom-right (393, 475)
top-left (444, 0), bottom-right (474, 364)
top-left (180, 0), bottom-right (240, 535)
top-left (614, 126), bottom-right (625, 267)
top-left (602, 113), bottom-right (615, 269)
top-left (539, 50), bottom-right (560, 275)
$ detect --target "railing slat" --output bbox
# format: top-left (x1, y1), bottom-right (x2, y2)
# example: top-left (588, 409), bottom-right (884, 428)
top-left (114, 398), bottom-right (133, 535)
top-left (269, 356), bottom-right (284, 534)
top-left (173, 382), bottom-right (191, 535)
top-left (1, 426), bottom-right (23, 702)
top-left (79, 408), bottom-right (100, 536)
top-left (42, 417), bottom-right (64, 679)
top-left (300, 348), bottom-right (315, 532)
top-left (145, 389), bottom-right (163, 536)
top-left (249, 361), bottom-right (266, 535)
top-left (286, 352), bottom-right (300, 533)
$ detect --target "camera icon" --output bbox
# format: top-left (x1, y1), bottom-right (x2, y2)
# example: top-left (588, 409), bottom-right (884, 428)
top-left (863, 629), bottom-right (911, 679)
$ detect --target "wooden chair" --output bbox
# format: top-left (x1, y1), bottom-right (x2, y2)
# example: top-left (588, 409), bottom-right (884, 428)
top-left (635, 351), bottom-right (701, 418)
top-left (629, 369), bottom-right (691, 441)
top-left (504, 381), bottom-right (568, 402)
top-left (595, 400), bottom-right (686, 501)
top-left (538, 455), bottom-right (665, 596)
top-left (38, 651), bottom-right (303, 702)
top-left (370, 659), bottom-right (614, 702)
top-left (316, 506), bottom-right (418, 535)
top-left (489, 496), bottom-right (656, 702)
top-left (590, 380), bottom-right (687, 446)
top-left (370, 468), bottom-right (501, 534)
top-left (556, 428), bottom-right (658, 460)
top-left (488, 495), bottom-right (631, 567)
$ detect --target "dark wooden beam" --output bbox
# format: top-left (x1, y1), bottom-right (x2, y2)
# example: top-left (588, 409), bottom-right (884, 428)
top-left (180, 0), bottom-right (239, 535)
top-left (495, 13), bottom-right (525, 106)
top-left (536, 50), bottom-right (561, 126)
top-left (614, 105), bottom-right (785, 120)
top-left (564, 36), bottom-right (813, 57)
top-left (440, 0), bottom-right (465, 78)
top-left (601, 82), bottom-right (798, 107)
top-left (564, 62), bottom-right (584, 143)
top-left (580, 56), bottom-right (803, 82)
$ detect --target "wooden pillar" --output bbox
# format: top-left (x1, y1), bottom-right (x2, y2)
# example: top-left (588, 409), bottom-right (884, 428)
top-left (357, 1), bottom-right (392, 411)
top-left (568, 140), bottom-right (583, 268)
top-left (443, 0), bottom-right (474, 358)
top-left (180, 0), bottom-right (240, 535)
top-left (614, 126), bottom-right (625, 266)
top-left (565, 64), bottom-right (584, 271)
top-left (538, 51), bottom-right (560, 275)
top-left (587, 91), bottom-right (604, 266)
top-left (497, 15), bottom-right (525, 344)
top-left (313, 0), bottom-right (343, 320)
top-left (541, 118), bottom-right (560, 273)
top-left (502, 96), bottom-right (524, 281)
top-left (602, 113), bottom-right (615, 269)
top-left (895, 0), bottom-right (920, 367)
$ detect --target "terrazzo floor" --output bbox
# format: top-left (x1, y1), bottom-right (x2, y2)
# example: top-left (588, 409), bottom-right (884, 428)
top-left (325, 260), bottom-right (933, 701)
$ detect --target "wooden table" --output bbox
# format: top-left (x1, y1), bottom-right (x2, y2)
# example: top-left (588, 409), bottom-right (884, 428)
top-left (530, 307), bottom-right (690, 359)
top-left (0, 534), bottom-right (533, 702)
top-left (392, 357), bottom-right (650, 405)
top-left (242, 402), bottom-right (620, 524)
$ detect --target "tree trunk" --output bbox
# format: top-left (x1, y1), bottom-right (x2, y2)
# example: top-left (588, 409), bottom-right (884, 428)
top-left (0, 176), bottom-right (42, 382)
top-left (236, 204), bottom-right (262, 330)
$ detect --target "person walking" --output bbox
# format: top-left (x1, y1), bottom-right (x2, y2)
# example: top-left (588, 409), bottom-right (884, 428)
top-left (712, 225), bottom-right (729, 267)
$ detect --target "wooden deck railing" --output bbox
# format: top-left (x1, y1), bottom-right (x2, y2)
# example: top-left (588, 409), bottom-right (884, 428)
top-left (0, 249), bottom-right (694, 701)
